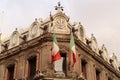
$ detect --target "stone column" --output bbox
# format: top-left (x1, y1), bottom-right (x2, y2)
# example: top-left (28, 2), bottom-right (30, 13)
top-left (23, 58), bottom-right (27, 79)
top-left (87, 61), bottom-right (95, 80)
top-left (67, 50), bottom-right (70, 72)
top-left (14, 59), bottom-right (18, 79)
top-left (0, 65), bottom-right (4, 80)
top-left (25, 60), bottom-right (29, 80)
top-left (78, 54), bottom-right (81, 75)
top-left (4, 68), bottom-right (8, 80)
top-left (100, 70), bottom-right (107, 80)
top-left (37, 49), bottom-right (41, 71)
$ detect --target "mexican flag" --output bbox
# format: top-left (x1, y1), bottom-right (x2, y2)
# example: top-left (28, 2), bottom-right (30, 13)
top-left (52, 34), bottom-right (61, 62)
top-left (70, 33), bottom-right (76, 67)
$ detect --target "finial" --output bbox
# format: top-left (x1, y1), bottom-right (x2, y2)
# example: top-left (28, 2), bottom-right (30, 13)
top-left (73, 22), bottom-right (77, 26)
top-left (112, 53), bottom-right (117, 60)
top-left (50, 11), bottom-right (53, 21)
top-left (58, 2), bottom-right (61, 6)
top-left (79, 22), bottom-right (81, 25)
top-left (35, 18), bottom-right (37, 22)
top-left (91, 33), bottom-right (94, 37)
top-left (112, 53), bottom-right (115, 57)
top-left (79, 22), bottom-right (83, 26)
top-left (102, 44), bottom-right (105, 49)
top-left (55, 2), bottom-right (64, 12)
top-left (15, 28), bottom-right (18, 31)
top-left (50, 11), bottom-right (52, 16)
top-left (0, 32), bottom-right (2, 40)
top-left (102, 44), bottom-right (105, 47)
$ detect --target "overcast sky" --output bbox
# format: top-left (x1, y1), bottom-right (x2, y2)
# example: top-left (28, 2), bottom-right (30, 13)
top-left (0, 0), bottom-right (120, 62)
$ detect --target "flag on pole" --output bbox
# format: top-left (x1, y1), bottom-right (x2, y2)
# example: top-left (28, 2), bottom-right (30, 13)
top-left (52, 34), bottom-right (61, 62)
top-left (70, 32), bottom-right (76, 67)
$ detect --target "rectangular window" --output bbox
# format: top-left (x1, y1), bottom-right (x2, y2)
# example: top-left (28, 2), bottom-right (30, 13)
top-left (81, 60), bottom-right (87, 79)
top-left (7, 64), bottom-right (15, 80)
top-left (28, 56), bottom-right (37, 80)
top-left (108, 77), bottom-right (112, 80)
top-left (60, 53), bottom-right (67, 76)
top-left (96, 69), bottom-right (100, 80)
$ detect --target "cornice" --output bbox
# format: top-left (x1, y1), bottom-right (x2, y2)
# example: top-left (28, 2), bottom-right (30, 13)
top-left (74, 36), bottom-right (120, 78)
top-left (0, 32), bottom-right (120, 78)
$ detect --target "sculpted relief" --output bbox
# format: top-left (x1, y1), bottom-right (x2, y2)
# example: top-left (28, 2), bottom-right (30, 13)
top-left (54, 17), bottom-right (66, 30)
top-left (91, 34), bottom-right (99, 54)
top-left (50, 12), bottom-right (70, 34)
top-left (100, 44), bottom-right (110, 62)
top-left (51, 17), bottom-right (68, 34)
top-left (29, 18), bottom-right (43, 40)
top-left (76, 23), bottom-right (86, 43)
top-left (9, 29), bottom-right (20, 48)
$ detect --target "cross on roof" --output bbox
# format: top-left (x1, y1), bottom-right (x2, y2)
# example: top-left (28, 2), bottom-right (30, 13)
top-left (55, 2), bottom-right (64, 12)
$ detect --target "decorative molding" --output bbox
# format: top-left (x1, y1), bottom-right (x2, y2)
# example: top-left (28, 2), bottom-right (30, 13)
top-left (9, 29), bottom-right (20, 49)
top-left (29, 18), bottom-right (43, 40)
top-left (90, 34), bottom-right (99, 54)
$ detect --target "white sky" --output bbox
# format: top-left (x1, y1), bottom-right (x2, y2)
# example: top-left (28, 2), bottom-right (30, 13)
top-left (0, 0), bottom-right (120, 62)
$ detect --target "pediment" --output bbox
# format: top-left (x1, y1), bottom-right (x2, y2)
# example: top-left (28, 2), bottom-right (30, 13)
top-left (9, 29), bottom-right (20, 48)
top-left (53, 12), bottom-right (69, 21)
top-left (51, 12), bottom-right (70, 34)
top-left (29, 19), bottom-right (43, 40)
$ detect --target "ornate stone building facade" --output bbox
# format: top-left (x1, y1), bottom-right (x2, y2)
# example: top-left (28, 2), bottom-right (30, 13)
top-left (0, 2), bottom-right (120, 80)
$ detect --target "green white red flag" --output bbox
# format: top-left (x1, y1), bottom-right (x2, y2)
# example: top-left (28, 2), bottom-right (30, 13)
top-left (52, 34), bottom-right (61, 62)
top-left (70, 32), bottom-right (76, 67)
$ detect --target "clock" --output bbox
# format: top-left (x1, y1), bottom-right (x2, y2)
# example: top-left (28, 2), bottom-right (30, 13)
top-left (54, 18), bottom-right (66, 29)
top-left (31, 25), bottom-right (38, 35)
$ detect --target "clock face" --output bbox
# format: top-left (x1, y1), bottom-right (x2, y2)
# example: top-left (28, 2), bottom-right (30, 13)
top-left (54, 18), bottom-right (66, 29)
top-left (31, 25), bottom-right (38, 35)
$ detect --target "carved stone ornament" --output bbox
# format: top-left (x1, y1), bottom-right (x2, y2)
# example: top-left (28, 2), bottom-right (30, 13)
top-left (101, 44), bottom-right (109, 62)
top-left (12, 33), bottom-right (18, 45)
top-left (33, 70), bottom-right (44, 80)
top-left (9, 30), bottom-right (20, 48)
top-left (77, 73), bottom-right (85, 80)
top-left (91, 34), bottom-right (99, 54)
top-left (111, 53), bottom-right (119, 70)
top-left (51, 17), bottom-right (69, 34)
top-left (31, 24), bottom-right (38, 36)
top-left (76, 23), bottom-right (86, 43)
top-left (29, 19), bottom-right (42, 40)
top-left (54, 18), bottom-right (66, 29)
